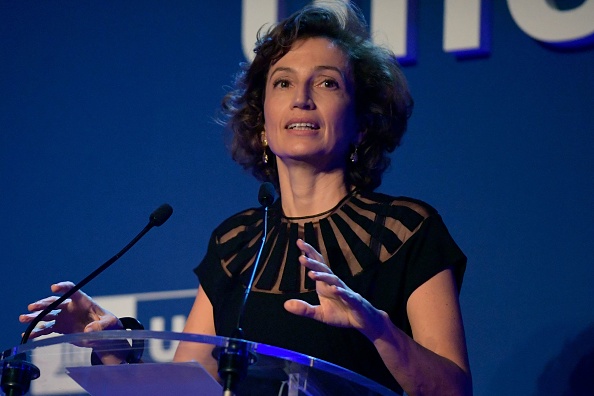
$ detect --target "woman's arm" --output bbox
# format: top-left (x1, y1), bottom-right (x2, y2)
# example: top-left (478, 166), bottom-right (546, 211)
top-left (174, 285), bottom-right (219, 379)
top-left (369, 269), bottom-right (471, 396)
top-left (284, 239), bottom-right (472, 396)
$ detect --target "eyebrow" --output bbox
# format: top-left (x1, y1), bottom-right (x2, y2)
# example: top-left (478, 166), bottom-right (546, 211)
top-left (268, 65), bottom-right (347, 81)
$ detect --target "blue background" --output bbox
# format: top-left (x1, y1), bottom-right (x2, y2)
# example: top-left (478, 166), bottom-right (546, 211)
top-left (2, 1), bottom-right (593, 394)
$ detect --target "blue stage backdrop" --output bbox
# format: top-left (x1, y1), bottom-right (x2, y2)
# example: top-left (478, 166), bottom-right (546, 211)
top-left (1, 1), bottom-right (593, 395)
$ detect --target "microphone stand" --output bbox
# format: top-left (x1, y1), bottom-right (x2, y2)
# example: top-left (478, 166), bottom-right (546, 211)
top-left (1, 204), bottom-right (173, 396)
top-left (217, 183), bottom-right (274, 396)
top-left (0, 350), bottom-right (38, 396)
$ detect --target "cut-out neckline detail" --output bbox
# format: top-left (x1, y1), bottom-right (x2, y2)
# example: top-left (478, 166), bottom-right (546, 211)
top-left (281, 190), bottom-right (357, 222)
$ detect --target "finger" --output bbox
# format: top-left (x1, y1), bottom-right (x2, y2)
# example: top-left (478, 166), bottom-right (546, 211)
top-left (19, 308), bottom-right (63, 324)
top-left (84, 315), bottom-right (121, 333)
top-left (307, 270), bottom-right (347, 289)
top-left (296, 239), bottom-right (325, 263)
top-left (84, 321), bottom-right (105, 333)
top-left (27, 320), bottom-right (57, 338)
top-left (27, 296), bottom-right (59, 311)
top-left (27, 297), bottom-right (71, 312)
top-left (19, 313), bottom-right (37, 323)
top-left (52, 281), bottom-right (92, 302)
top-left (284, 299), bottom-right (318, 319)
top-left (299, 255), bottom-right (332, 274)
top-left (51, 281), bottom-right (76, 293)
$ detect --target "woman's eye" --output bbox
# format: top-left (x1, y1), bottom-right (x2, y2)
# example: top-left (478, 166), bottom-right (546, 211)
top-left (273, 79), bottom-right (290, 88)
top-left (321, 79), bottom-right (339, 89)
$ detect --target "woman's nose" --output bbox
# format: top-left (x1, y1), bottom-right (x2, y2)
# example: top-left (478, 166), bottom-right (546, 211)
top-left (292, 86), bottom-right (314, 109)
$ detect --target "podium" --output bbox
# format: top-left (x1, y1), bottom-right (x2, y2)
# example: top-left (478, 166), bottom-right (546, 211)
top-left (1, 330), bottom-right (397, 395)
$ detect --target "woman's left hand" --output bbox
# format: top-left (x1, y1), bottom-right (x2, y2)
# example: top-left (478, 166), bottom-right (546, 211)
top-left (284, 239), bottom-right (387, 340)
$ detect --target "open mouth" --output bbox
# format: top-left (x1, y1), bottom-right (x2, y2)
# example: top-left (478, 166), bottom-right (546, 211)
top-left (286, 122), bottom-right (320, 130)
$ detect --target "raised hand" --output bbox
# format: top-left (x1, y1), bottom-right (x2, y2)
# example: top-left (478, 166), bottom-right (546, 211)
top-left (19, 281), bottom-right (121, 340)
top-left (284, 239), bottom-right (387, 340)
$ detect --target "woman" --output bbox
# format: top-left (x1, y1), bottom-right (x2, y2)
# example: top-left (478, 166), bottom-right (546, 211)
top-left (21, 2), bottom-right (471, 395)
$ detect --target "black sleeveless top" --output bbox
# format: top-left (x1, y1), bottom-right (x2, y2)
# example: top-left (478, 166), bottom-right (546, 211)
top-left (195, 191), bottom-right (466, 394)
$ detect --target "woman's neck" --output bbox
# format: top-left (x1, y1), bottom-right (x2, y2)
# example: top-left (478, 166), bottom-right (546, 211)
top-left (277, 160), bottom-right (350, 218)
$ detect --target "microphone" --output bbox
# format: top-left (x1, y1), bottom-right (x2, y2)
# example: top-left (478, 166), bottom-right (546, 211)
top-left (149, 204), bottom-right (174, 226)
top-left (1, 204), bottom-right (173, 396)
top-left (218, 183), bottom-right (275, 396)
top-left (257, 182), bottom-right (275, 207)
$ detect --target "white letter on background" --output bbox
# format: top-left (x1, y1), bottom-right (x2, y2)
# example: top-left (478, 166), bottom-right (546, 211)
top-left (242, 0), bottom-right (419, 63)
top-left (370, 0), bottom-right (414, 62)
top-left (148, 315), bottom-right (187, 361)
top-left (443, 0), bottom-right (490, 56)
top-left (242, 0), bottom-right (278, 61)
top-left (507, 0), bottom-right (594, 47)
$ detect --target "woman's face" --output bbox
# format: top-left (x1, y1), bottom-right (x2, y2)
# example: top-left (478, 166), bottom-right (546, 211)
top-left (263, 37), bottom-right (358, 171)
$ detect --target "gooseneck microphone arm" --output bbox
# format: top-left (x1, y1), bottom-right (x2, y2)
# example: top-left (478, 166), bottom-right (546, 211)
top-left (218, 182), bottom-right (275, 396)
top-left (2, 203), bottom-right (173, 396)
top-left (20, 203), bottom-right (173, 345)
top-left (234, 182), bottom-right (275, 334)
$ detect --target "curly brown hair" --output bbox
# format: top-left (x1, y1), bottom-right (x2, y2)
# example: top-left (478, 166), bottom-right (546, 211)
top-left (221, 1), bottom-right (413, 191)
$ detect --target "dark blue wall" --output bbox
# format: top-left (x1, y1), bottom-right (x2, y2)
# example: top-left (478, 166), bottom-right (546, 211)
top-left (2, 1), bottom-right (593, 394)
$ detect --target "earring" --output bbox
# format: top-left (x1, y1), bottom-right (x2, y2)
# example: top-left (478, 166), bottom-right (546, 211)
top-left (261, 131), bottom-right (269, 164)
top-left (350, 146), bottom-right (359, 163)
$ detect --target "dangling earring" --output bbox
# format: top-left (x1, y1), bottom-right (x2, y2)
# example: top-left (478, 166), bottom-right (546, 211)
top-left (261, 131), bottom-right (269, 164)
top-left (350, 146), bottom-right (359, 163)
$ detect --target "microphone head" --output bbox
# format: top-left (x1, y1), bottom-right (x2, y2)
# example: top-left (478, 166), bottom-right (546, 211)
top-left (149, 203), bottom-right (173, 226)
top-left (258, 182), bottom-right (276, 207)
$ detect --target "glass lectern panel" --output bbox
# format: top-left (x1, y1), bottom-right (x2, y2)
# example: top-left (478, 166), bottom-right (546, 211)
top-left (1, 330), bottom-right (397, 396)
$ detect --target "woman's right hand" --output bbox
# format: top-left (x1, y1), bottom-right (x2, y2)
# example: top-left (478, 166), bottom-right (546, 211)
top-left (19, 281), bottom-right (122, 340)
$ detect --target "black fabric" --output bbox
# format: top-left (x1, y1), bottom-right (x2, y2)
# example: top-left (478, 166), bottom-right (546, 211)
top-left (195, 191), bottom-right (467, 394)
